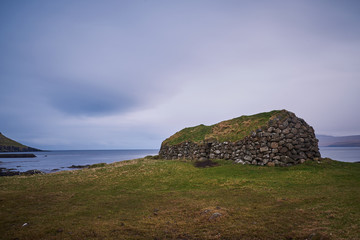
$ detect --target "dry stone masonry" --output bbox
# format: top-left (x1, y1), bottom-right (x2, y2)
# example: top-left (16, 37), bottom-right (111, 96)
top-left (159, 110), bottom-right (321, 166)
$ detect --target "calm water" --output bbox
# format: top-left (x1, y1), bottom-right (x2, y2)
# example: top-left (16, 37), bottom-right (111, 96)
top-left (319, 147), bottom-right (360, 163)
top-left (0, 149), bottom-right (159, 173)
top-left (0, 148), bottom-right (359, 173)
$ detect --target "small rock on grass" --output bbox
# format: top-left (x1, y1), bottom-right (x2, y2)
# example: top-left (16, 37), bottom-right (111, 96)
top-left (201, 209), bottom-right (210, 215)
top-left (209, 212), bottom-right (222, 220)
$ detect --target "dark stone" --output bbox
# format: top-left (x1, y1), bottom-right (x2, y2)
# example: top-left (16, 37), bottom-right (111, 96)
top-left (0, 167), bottom-right (45, 177)
top-left (270, 142), bottom-right (278, 149)
top-left (260, 147), bottom-right (269, 152)
top-left (0, 168), bottom-right (20, 176)
top-left (68, 165), bottom-right (90, 169)
top-left (244, 155), bottom-right (252, 161)
top-left (280, 147), bottom-right (288, 153)
top-left (286, 143), bottom-right (294, 150)
top-left (283, 128), bottom-right (290, 134)
top-left (23, 169), bottom-right (45, 175)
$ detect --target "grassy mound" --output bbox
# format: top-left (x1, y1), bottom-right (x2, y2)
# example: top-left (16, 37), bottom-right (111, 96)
top-left (162, 110), bottom-right (286, 146)
top-left (1, 157), bottom-right (359, 239)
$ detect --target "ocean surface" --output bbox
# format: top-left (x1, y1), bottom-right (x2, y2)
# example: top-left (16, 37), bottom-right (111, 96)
top-left (0, 149), bottom-right (159, 173)
top-left (319, 147), bottom-right (360, 163)
top-left (0, 147), bottom-right (359, 173)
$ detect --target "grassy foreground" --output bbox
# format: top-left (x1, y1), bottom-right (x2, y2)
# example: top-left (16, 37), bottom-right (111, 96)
top-left (0, 158), bottom-right (359, 240)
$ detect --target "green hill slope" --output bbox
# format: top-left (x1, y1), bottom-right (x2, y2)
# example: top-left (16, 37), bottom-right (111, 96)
top-left (162, 110), bottom-right (287, 146)
top-left (0, 132), bottom-right (40, 152)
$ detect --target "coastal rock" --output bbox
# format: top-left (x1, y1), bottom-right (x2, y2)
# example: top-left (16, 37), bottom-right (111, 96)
top-left (68, 165), bottom-right (90, 169)
top-left (0, 168), bottom-right (20, 176)
top-left (0, 168), bottom-right (44, 177)
top-left (24, 169), bottom-right (45, 175)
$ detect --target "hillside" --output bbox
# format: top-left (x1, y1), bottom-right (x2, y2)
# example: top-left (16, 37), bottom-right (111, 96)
top-left (0, 132), bottom-right (41, 152)
top-left (317, 134), bottom-right (360, 147)
top-left (162, 110), bottom-right (285, 146)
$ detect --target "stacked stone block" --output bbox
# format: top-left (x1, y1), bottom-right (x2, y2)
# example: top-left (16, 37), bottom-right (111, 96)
top-left (159, 111), bottom-right (321, 166)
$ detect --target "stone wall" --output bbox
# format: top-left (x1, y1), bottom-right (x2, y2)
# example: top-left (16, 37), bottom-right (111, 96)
top-left (159, 111), bottom-right (321, 166)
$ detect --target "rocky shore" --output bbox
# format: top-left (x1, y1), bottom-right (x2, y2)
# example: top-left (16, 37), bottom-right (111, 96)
top-left (0, 163), bottom-right (103, 177)
top-left (0, 168), bottom-right (45, 177)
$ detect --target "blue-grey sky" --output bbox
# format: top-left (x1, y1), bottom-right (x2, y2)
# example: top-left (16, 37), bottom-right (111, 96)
top-left (1, 0), bottom-right (359, 150)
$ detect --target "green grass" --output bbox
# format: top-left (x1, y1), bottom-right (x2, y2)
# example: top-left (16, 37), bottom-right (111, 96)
top-left (0, 158), bottom-right (359, 239)
top-left (162, 110), bottom-right (284, 146)
top-left (162, 124), bottom-right (213, 146)
top-left (0, 133), bottom-right (28, 148)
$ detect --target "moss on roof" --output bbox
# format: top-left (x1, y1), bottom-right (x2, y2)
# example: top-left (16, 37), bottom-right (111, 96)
top-left (162, 110), bottom-right (288, 146)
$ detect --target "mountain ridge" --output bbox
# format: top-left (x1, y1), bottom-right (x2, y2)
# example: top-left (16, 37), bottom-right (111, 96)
top-left (0, 132), bottom-right (41, 152)
top-left (317, 134), bottom-right (360, 147)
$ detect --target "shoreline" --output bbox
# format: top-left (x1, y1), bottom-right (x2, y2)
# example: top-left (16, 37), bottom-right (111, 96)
top-left (0, 147), bottom-right (358, 176)
top-left (0, 167), bottom-right (45, 177)
top-left (0, 163), bottom-right (103, 177)
top-left (1, 157), bottom-right (359, 177)
top-left (0, 149), bottom-right (160, 175)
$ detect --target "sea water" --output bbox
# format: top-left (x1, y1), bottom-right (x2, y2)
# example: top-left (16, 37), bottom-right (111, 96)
top-left (319, 147), bottom-right (360, 163)
top-left (0, 149), bottom-right (159, 173)
top-left (0, 148), bottom-right (359, 173)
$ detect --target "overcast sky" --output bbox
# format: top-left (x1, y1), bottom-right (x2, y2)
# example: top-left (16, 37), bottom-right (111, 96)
top-left (1, 0), bottom-right (359, 150)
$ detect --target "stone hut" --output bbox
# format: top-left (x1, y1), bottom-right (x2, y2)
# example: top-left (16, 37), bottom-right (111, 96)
top-left (159, 110), bottom-right (321, 166)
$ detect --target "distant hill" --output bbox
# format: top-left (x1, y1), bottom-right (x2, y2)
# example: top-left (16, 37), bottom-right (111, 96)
top-left (317, 135), bottom-right (360, 147)
top-left (0, 132), bottom-right (41, 152)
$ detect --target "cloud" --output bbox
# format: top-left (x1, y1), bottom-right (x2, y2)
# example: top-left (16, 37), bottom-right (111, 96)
top-left (1, 0), bottom-right (360, 149)
top-left (43, 80), bottom-right (137, 116)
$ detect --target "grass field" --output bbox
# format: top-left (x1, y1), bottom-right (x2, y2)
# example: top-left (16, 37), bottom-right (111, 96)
top-left (0, 157), bottom-right (359, 239)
